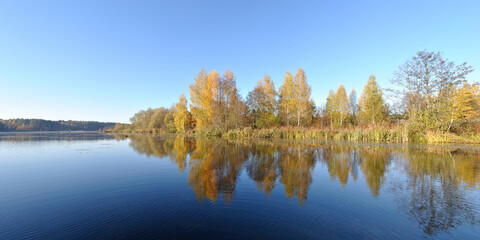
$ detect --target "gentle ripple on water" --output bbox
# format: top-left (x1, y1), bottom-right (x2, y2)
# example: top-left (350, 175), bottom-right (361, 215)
top-left (0, 132), bottom-right (479, 239)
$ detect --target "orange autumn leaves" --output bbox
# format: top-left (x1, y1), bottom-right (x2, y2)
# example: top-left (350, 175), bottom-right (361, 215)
top-left (185, 68), bottom-right (313, 132)
top-left (189, 69), bottom-right (246, 132)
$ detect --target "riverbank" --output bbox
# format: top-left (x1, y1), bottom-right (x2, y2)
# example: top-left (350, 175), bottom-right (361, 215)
top-left (106, 126), bottom-right (480, 144)
top-left (223, 126), bottom-right (480, 144)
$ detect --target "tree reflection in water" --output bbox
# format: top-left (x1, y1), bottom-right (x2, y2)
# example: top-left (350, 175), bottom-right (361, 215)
top-left (399, 149), bottom-right (480, 235)
top-left (278, 145), bottom-right (315, 205)
top-left (126, 135), bottom-right (480, 236)
top-left (245, 144), bottom-right (278, 196)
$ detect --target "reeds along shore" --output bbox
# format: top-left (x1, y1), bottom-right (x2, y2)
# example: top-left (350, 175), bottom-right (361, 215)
top-left (107, 125), bottom-right (480, 144)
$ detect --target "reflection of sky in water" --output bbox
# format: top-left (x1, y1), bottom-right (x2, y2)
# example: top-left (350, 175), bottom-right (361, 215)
top-left (0, 133), bottom-right (479, 239)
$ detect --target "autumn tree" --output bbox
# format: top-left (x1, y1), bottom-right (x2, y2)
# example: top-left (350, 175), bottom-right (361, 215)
top-left (358, 75), bottom-right (387, 125)
top-left (189, 69), bottom-right (221, 130)
top-left (206, 70), bottom-right (221, 123)
top-left (130, 108), bottom-right (156, 131)
top-left (278, 72), bottom-right (295, 126)
top-left (189, 69), bottom-right (210, 129)
top-left (324, 90), bottom-right (336, 129)
top-left (174, 94), bottom-right (191, 132)
top-left (148, 107), bottom-right (169, 130)
top-left (390, 50), bottom-right (474, 131)
top-left (293, 68), bottom-right (313, 126)
top-left (188, 70), bottom-right (219, 130)
top-left (453, 81), bottom-right (480, 120)
top-left (334, 84), bottom-right (350, 127)
top-left (218, 69), bottom-right (247, 130)
top-left (246, 74), bottom-right (278, 128)
top-left (164, 106), bottom-right (176, 133)
top-left (189, 69), bottom-right (246, 131)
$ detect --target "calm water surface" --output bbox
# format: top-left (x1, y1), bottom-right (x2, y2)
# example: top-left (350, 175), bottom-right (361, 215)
top-left (0, 132), bottom-right (479, 239)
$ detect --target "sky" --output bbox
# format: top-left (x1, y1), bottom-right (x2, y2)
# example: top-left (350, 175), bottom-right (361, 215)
top-left (1, 0), bottom-right (479, 123)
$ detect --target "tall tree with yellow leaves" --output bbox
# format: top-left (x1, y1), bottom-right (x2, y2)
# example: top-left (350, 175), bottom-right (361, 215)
top-left (358, 75), bottom-right (386, 126)
top-left (293, 68), bottom-right (312, 126)
top-left (278, 72), bottom-right (295, 126)
top-left (334, 84), bottom-right (350, 127)
top-left (206, 70), bottom-right (220, 123)
top-left (189, 69), bottom-right (221, 130)
top-left (189, 69), bottom-right (209, 129)
top-left (325, 90), bottom-right (336, 129)
top-left (190, 69), bottom-right (246, 131)
top-left (174, 94), bottom-right (190, 132)
top-left (453, 81), bottom-right (480, 120)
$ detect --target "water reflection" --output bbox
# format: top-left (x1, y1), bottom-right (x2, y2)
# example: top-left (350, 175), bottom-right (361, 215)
top-left (399, 149), bottom-right (480, 235)
top-left (188, 137), bottom-right (248, 202)
top-left (126, 135), bottom-right (480, 235)
top-left (246, 143), bottom-right (278, 196)
top-left (277, 145), bottom-right (315, 204)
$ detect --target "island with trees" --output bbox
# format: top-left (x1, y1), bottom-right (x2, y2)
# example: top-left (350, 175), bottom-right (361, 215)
top-left (109, 50), bottom-right (479, 143)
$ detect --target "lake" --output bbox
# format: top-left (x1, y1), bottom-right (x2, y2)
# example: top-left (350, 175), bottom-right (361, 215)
top-left (0, 132), bottom-right (479, 239)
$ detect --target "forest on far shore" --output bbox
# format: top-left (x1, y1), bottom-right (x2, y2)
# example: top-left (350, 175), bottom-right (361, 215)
top-left (112, 50), bottom-right (479, 143)
top-left (0, 119), bottom-right (116, 132)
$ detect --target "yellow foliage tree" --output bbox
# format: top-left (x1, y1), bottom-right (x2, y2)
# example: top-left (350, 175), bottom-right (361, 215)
top-left (358, 75), bottom-right (386, 126)
top-left (174, 94), bottom-right (190, 132)
top-left (279, 72), bottom-right (295, 126)
top-left (189, 69), bottom-right (209, 129)
top-left (206, 70), bottom-right (220, 123)
top-left (293, 68), bottom-right (312, 126)
top-left (246, 74), bottom-right (278, 128)
top-left (189, 69), bottom-right (220, 130)
top-left (334, 84), bottom-right (350, 127)
top-left (325, 89), bottom-right (336, 129)
top-left (190, 69), bottom-right (246, 131)
top-left (453, 81), bottom-right (480, 120)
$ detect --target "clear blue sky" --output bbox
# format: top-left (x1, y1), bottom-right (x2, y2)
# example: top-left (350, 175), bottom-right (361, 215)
top-left (1, 0), bottom-right (479, 123)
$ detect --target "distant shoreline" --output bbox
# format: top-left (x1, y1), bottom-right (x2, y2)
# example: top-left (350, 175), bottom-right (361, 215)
top-left (0, 130), bottom-right (104, 134)
top-left (0, 118), bottom-right (117, 132)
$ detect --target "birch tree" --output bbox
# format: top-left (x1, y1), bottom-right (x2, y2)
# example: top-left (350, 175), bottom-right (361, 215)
top-left (293, 68), bottom-right (312, 126)
top-left (325, 90), bottom-right (336, 129)
top-left (278, 72), bottom-right (295, 126)
top-left (358, 75), bottom-right (386, 125)
top-left (334, 84), bottom-right (350, 127)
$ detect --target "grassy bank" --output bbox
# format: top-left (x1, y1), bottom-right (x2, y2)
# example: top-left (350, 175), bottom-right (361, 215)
top-left (107, 125), bottom-right (480, 144)
top-left (222, 126), bottom-right (407, 142)
top-left (223, 126), bottom-right (480, 144)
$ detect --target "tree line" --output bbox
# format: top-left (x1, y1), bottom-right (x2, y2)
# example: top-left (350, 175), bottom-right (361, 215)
top-left (118, 50), bottom-right (478, 141)
top-left (0, 119), bottom-right (116, 132)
